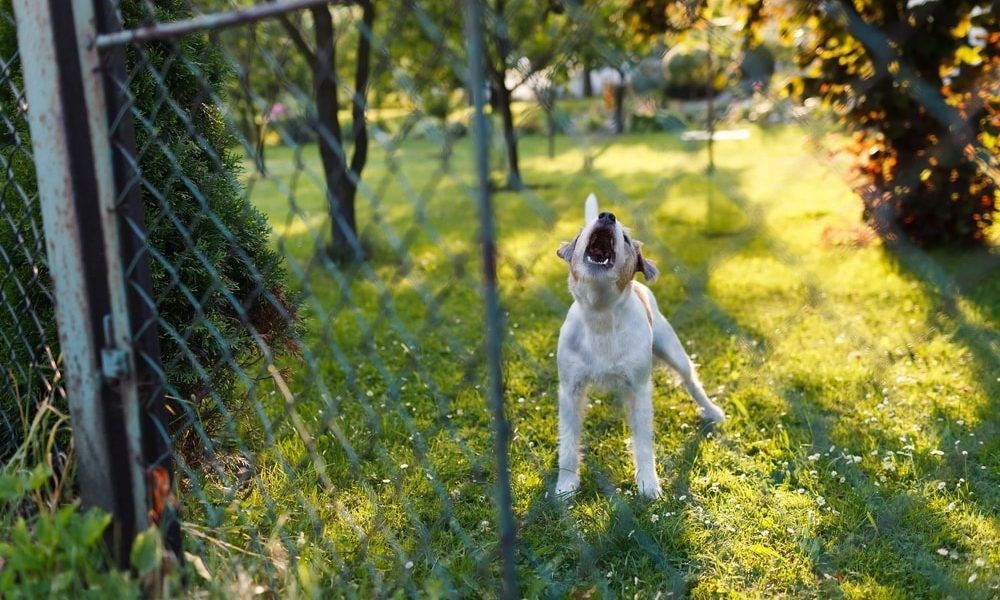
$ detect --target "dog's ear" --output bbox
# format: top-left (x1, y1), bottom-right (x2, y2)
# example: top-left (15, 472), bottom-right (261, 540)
top-left (557, 236), bottom-right (578, 262)
top-left (633, 241), bottom-right (659, 281)
top-left (585, 193), bottom-right (598, 223)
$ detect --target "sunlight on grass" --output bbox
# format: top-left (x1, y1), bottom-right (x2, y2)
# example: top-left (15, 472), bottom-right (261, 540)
top-left (179, 124), bottom-right (1000, 597)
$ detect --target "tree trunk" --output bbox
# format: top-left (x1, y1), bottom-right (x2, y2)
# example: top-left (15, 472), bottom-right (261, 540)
top-left (612, 69), bottom-right (625, 135)
top-left (310, 2), bottom-right (374, 262)
top-left (582, 64), bottom-right (593, 98)
top-left (493, 79), bottom-right (522, 190)
top-left (310, 6), bottom-right (355, 261)
top-left (239, 24), bottom-right (266, 174)
top-left (441, 109), bottom-right (453, 171)
top-left (706, 35), bottom-right (715, 175)
top-left (545, 100), bottom-right (555, 158)
top-left (347, 0), bottom-right (373, 215)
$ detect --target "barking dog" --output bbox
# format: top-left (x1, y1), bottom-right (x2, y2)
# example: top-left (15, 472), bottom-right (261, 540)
top-left (555, 194), bottom-right (725, 498)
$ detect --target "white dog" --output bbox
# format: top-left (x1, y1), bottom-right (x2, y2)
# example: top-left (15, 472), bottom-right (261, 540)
top-left (555, 194), bottom-right (725, 498)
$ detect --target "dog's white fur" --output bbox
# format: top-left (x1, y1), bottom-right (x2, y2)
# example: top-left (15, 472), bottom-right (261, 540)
top-left (555, 194), bottom-right (725, 498)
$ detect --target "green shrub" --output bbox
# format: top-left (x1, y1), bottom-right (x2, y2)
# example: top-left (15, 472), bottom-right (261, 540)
top-left (662, 39), bottom-right (735, 99)
top-left (738, 44), bottom-right (776, 93)
top-left (0, 464), bottom-right (142, 599)
top-left (517, 105), bottom-right (572, 136)
top-left (792, 1), bottom-right (998, 246)
top-left (630, 110), bottom-right (688, 132)
top-left (0, 0), bottom-right (299, 457)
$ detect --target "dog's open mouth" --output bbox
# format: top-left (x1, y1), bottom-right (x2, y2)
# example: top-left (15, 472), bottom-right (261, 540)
top-left (585, 227), bottom-right (615, 267)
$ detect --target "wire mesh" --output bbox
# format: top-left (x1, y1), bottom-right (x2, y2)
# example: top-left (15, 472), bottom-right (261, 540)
top-left (0, 6), bottom-right (66, 463)
top-left (2, 0), bottom-right (999, 596)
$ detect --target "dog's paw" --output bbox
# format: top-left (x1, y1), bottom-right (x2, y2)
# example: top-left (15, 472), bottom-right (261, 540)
top-left (636, 473), bottom-right (662, 499)
top-left (555, 473), bottom-right (580, 498)
top-left (700, 403), bottom-right (726, 423)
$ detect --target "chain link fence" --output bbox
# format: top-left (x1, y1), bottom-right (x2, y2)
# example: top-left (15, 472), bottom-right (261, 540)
top-left (0, 6), bottom-right (66, 466)
top-left (2, 0), bottom-right (998, 596)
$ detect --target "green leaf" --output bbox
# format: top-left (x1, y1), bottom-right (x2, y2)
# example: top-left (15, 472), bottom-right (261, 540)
top-left (27, 464), bottom-right (51, 491)
top-left (130, 526), bottom-right (162, 577)
top-left (0, 471), bottom-right (25, 503)
top-left (77, 510), bottom-right (111, 546)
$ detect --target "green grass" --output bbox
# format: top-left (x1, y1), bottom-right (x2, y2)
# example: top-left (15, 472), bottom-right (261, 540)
top-left (177, 124), bottom-right (1000, 598)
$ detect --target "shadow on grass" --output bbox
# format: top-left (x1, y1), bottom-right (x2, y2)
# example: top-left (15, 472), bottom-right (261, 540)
top-left (511, 425), bottom-right (712, 597)
top-left (762, 238), bottom-right (1000, 596)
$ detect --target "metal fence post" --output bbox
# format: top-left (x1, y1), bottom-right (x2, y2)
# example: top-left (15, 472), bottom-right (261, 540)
top-left (12, 0), bottom-right (157, 568)
top-left (465, 0), bottom-right (519, 596)
top-left (92, 0), bottom-right (183, 564)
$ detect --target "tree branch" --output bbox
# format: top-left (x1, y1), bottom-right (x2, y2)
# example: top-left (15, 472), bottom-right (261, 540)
top-left (277, 12), bottom-right (317, 68)
top-left (349, 0), bottom-right (374, 176)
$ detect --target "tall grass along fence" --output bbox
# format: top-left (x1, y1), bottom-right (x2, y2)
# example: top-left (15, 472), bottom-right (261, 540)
top-left (1, 0), bottom-right (997, 597)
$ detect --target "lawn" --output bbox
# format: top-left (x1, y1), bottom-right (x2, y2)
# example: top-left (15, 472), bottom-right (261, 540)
top-left (175, 123), bottom-right (999, 598)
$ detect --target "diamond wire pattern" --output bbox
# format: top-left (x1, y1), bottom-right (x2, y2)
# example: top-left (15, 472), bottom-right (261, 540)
top-left (1, 0), bottom-right (997, 595)
top-left (0, 22), bottom-right (66, 462)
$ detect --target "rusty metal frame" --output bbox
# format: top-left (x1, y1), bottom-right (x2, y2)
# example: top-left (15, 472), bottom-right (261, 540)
top-left (13, 0), bottom-right (149, 568)
top-left (94, 0), bottom-right (339, 47)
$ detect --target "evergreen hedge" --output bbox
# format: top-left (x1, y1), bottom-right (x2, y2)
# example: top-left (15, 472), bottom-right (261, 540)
top-left (0, 0), bottom-right (298, 457)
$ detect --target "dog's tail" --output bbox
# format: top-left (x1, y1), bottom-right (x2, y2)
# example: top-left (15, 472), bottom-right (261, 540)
top-left (585, 193), bottom-right (598, 223)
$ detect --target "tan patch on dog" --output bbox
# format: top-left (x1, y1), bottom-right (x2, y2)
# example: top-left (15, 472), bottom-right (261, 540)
top-left (615, 248), bottom-right (639, 292)
top-left (631, 281), bottom-right (654, 327)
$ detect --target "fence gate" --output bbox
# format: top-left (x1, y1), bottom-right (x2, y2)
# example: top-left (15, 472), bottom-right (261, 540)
top-left (8, 0), bottom-right (517, 593)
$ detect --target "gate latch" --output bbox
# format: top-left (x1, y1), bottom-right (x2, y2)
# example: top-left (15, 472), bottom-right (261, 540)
top-left (101, 315), bottom-right (130, 382)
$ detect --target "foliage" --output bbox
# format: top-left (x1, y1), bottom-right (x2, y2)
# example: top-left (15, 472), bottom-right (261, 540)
top-left (0, 0), bottom-right (299, 456)
top-left (0, 464), bottom-right (141, 599)
top-left (0, 390), bottom-right (146, 597)
top-left (117, 0), bottom-right (300, 442)
top-left (787, 0), bottom-right (999, 246)
top-left (661, 37), bottom-right (736, 99)
top-left (737, 43), bottom-right (775, 92)
top-left (210, 0), bottom-right (312, 170)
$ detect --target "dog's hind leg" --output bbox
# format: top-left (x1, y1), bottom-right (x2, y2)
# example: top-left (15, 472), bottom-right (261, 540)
top-left (625, 379), bottom-right (662, 498)
top-left (556, 379), bottom-right (586, 496)
top-left (652, 315), bottom-right (726, 422)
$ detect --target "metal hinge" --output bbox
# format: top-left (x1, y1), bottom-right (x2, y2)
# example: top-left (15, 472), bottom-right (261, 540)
top-left (101, 314), bottom-right (130, 382)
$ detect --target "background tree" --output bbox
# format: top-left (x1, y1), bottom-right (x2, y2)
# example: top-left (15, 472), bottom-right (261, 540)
top-left (786, 0), bottom-right (998, 246)
top-left (212, 3), bottom-right (311, 174)
top-left (573, 0), bottom-right (641, 135)
top-left (485, 0), bottom-right (580, 190)
top-left (389, 1), bottom-right (467, 168)
top-left (278, 1), bottom-right (375, 261)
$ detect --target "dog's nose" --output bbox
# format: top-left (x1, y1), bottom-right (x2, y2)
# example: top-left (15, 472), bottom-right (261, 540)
top-left (598, 212), bottom-right (616, 224)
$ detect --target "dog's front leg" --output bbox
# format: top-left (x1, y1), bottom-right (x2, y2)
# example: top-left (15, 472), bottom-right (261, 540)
top-left (556, 379), bottom-right (586, 496)
top-left (625, 380), bottom-right (662, 498)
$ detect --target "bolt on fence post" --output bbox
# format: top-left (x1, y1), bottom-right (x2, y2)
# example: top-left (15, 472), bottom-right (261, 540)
top-left (465, 0), bottom-right (519, 597)
top-left (11, 0), bottom-right (168, 570)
